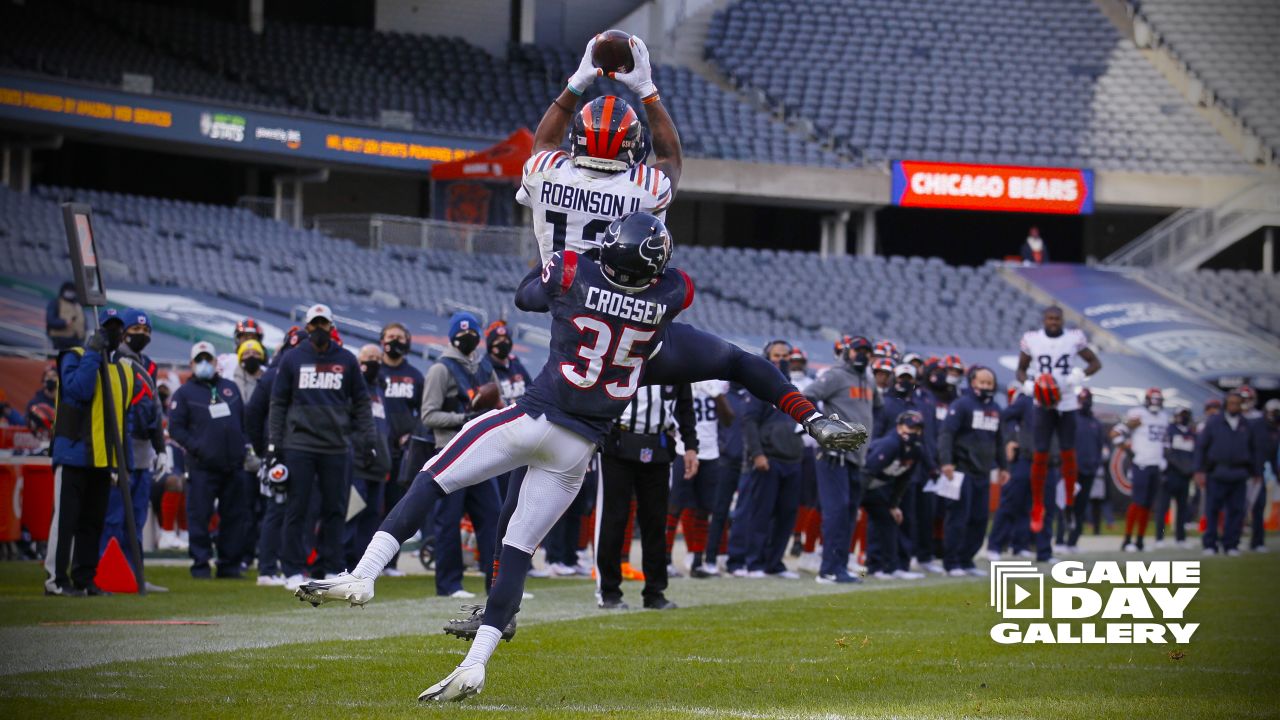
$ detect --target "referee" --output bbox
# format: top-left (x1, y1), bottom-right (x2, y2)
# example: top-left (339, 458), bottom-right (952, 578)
top-left (596, 384), bottom-right (696, 610)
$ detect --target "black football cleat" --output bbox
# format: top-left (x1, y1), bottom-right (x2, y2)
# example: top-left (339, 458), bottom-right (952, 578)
top-left (598, 598), bottom-right (629, 610)
top-left (806, 415), bottom-right (868, 453)
top-left (644, 597), bottom-right (678, 610)
top-left (443, 604), bottom-right (517, 642)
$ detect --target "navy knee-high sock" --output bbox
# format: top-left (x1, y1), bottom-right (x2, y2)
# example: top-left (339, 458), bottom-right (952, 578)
top-left (379, 471), bottom-right (447, 543)
top-left (483, 544), bottom-right (533, 630)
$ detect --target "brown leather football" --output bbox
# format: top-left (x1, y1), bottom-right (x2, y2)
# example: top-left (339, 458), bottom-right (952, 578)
top-left (471, 382), bottom-right (502, 411)
top-left (591, 29), bottom-right (634, 74)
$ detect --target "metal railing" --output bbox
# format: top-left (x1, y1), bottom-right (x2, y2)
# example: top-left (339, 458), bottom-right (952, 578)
top-left (1104, 180), bottom-right (1280, 268)
top-left (311, 213), bottom-right (535, 257)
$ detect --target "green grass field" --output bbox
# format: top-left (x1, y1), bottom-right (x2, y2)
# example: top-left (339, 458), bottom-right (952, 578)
top-left (0, 551), bottom-right (1277, 719)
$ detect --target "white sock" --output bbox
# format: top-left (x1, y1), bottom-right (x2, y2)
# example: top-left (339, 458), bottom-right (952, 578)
top-left (353, 531), bottom-right (400, 579)
top-left (459, 625), bottom-right (502, 668)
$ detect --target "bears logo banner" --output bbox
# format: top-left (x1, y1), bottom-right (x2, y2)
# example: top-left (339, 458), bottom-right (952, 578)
top-left (892, 161), bottom-right (1094, 214)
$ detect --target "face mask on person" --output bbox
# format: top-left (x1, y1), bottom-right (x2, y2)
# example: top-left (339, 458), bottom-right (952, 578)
top-left (361, 360), bottom-right (381, 385)
top-left (384, 339), bottom-right (409, 360)
top-left (975, 388), bottom-right (995, 402)
top-left (894, 379), bottom-right (914, 394)
top-left (61, 289), bottom-right (77, 301)
top-left (453, 333), bottom-right (479, 356)
top-left (790, 369), bottom-right (806, 382)
top-left (1080, 397), bottom-right (1093, 413)
top-left (102, 325), bottom-right (124, 352)
top-left (125, 334), bottom-right (150, 354)
top-left (945, 374), bottom-right (961, 386)
top-left (1175, 411), bottom-right (1191, 427)
top-left (241, 357), bottom-right (264, 375)
top-left (309, 327), bottom-right (330, 350)
top-left (490, 340), bottom-right (512, 360)
top-left (194, 360), bottom-right (215, 380)
top-left (44, 378), bottom-right (57, 393)
top-left (849, 355), bottom-right (868, 373)
top-left (899, 430), bottom-right (922, 450)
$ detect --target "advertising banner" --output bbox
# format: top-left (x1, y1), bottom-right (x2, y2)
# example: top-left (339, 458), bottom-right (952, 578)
top-left (0, 74), bottom-right (492, 172)
top-left (892, 160), bottom-right (1094, 214)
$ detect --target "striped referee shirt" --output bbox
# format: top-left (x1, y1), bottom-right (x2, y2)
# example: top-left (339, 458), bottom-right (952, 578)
top-left (617, 384), bottom-right (699, 451)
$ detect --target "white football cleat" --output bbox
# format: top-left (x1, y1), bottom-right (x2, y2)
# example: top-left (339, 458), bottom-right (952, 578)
top-left (893, 569), bottom-right (925, 580)
top-left (1122, 543), bottom-right (1138, 553)
top-left (449, 589), bottom-right (477, 599)
top-left (419, 664), bottom-right (486, 703)
top-left (985, 550), bottom-right (1001, 563)
top-left (295, 572), bottom-right (374, 607)
top-left (947, 568), bottom-right (968, 578)
top-left (256, 573), bottom-right (286, 587)
top-left (922, 561), bottom-right (946, 574)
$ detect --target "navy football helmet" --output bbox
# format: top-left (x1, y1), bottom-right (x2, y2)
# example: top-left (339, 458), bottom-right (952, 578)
top-left (599, 212), bottom-right (671, 291)
top-left (571, 96), bottom-right (645, 172)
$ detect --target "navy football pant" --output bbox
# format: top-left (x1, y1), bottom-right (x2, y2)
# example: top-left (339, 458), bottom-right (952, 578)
top-left (280, 450), bottom-right (348, 578)
top-left (989, 458), bottom-right (1030, 555)
top-left (744, 460), bottom-right (800, 573)
top-left (1203, 478), bottom-right (1247, 552)
top-left (188, 466), bottom-right (248, 577)
top-left (815, 457), bottom-right (860, 576)
top-left (1154, 470), bottom-right (1191, 543)
top-left (942, 471), bottom-right (989, 571)
top-left (100, 468), bottom-right (151, 573)
top-left (708, 469), bottom-right (745, 567)
top-left (432, 478), bottom-right (500, 595)
top-left (860, 484), bottom-right (898, 574)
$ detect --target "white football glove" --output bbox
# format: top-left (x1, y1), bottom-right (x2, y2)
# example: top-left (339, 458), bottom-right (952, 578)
top-left (567, 36), bottom-right (602, 95)
top-left (150, 451), bottom-right (171, 477)
top-left (1067, 367), bottom-right (1087, 386)
top-left (612, 35), bottom-right (658, 100)
top-left (1022, 379), bottom-right (1036, 397)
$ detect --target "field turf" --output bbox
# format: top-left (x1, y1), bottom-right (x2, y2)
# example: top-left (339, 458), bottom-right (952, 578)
top-left (0, 550), bottom-right (1277, 719)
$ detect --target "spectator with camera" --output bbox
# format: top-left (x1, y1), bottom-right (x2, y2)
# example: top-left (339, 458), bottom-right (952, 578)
top-left (168, 341), bottom-right (249, 579)
top-left (422, 311), bottom-right (501, 599)
top-left (268, 305), bottom-right (377, 590)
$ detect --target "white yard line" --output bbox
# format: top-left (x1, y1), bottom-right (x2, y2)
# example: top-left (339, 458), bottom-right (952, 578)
top-left (0, 574), bottom-right (948, 676)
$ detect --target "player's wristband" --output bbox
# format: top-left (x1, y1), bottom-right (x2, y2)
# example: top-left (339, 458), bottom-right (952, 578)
top-left (566, 83), bottom-right (585, 96)
top-left (641, 92), bottom-right (660, 105)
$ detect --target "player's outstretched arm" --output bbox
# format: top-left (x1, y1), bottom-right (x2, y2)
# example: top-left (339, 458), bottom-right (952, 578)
top-left (643, 323), bottom-right (865, 451)
top-left (611, 36), bottom-right (682, 189)
top-left (534, 38), bottom-right (600, 152)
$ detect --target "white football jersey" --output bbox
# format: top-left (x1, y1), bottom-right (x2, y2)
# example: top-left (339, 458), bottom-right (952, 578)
top-left (516, 149), bottom-right (674, 263)
top-left (674, 380), bottom-right (727, 461)
top-left (1020, 327), bottom-right (1089, 412)
top-left (1125, 406), bottom-right (1170, 469)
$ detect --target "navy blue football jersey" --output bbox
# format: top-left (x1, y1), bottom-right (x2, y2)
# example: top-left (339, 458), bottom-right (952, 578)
top-left (514, 250), bottom-right (694, 443)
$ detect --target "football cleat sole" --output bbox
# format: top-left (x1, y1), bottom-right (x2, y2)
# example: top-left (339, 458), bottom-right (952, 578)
top-left (443, 604), bottom-right (517, 642)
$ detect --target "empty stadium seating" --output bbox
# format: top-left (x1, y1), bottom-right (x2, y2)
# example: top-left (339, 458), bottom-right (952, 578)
top-left (0, 184), bottom-right (1042, 348)
top-left (706, 0), bottom-right (1251, 175)
top-left (1144, 267), bottom-right (1280, 340)
top-left (1130, 0), bottom-right (1280, 158)
top-left (0, 0), bottom-right (842, 167)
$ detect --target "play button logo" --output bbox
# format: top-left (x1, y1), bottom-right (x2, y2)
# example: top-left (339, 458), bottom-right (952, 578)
top-left (991, 561), bottom-right (1045, 619)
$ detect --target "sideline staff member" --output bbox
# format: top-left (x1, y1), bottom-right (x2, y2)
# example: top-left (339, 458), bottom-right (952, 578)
top-left (45, 309), bottom-right (135, 597)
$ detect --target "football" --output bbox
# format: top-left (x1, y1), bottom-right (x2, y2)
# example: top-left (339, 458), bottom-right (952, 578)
top-left (470, 382), bottom-right (503, 411)
top-left (591, 29), bottom-right (634, 74)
